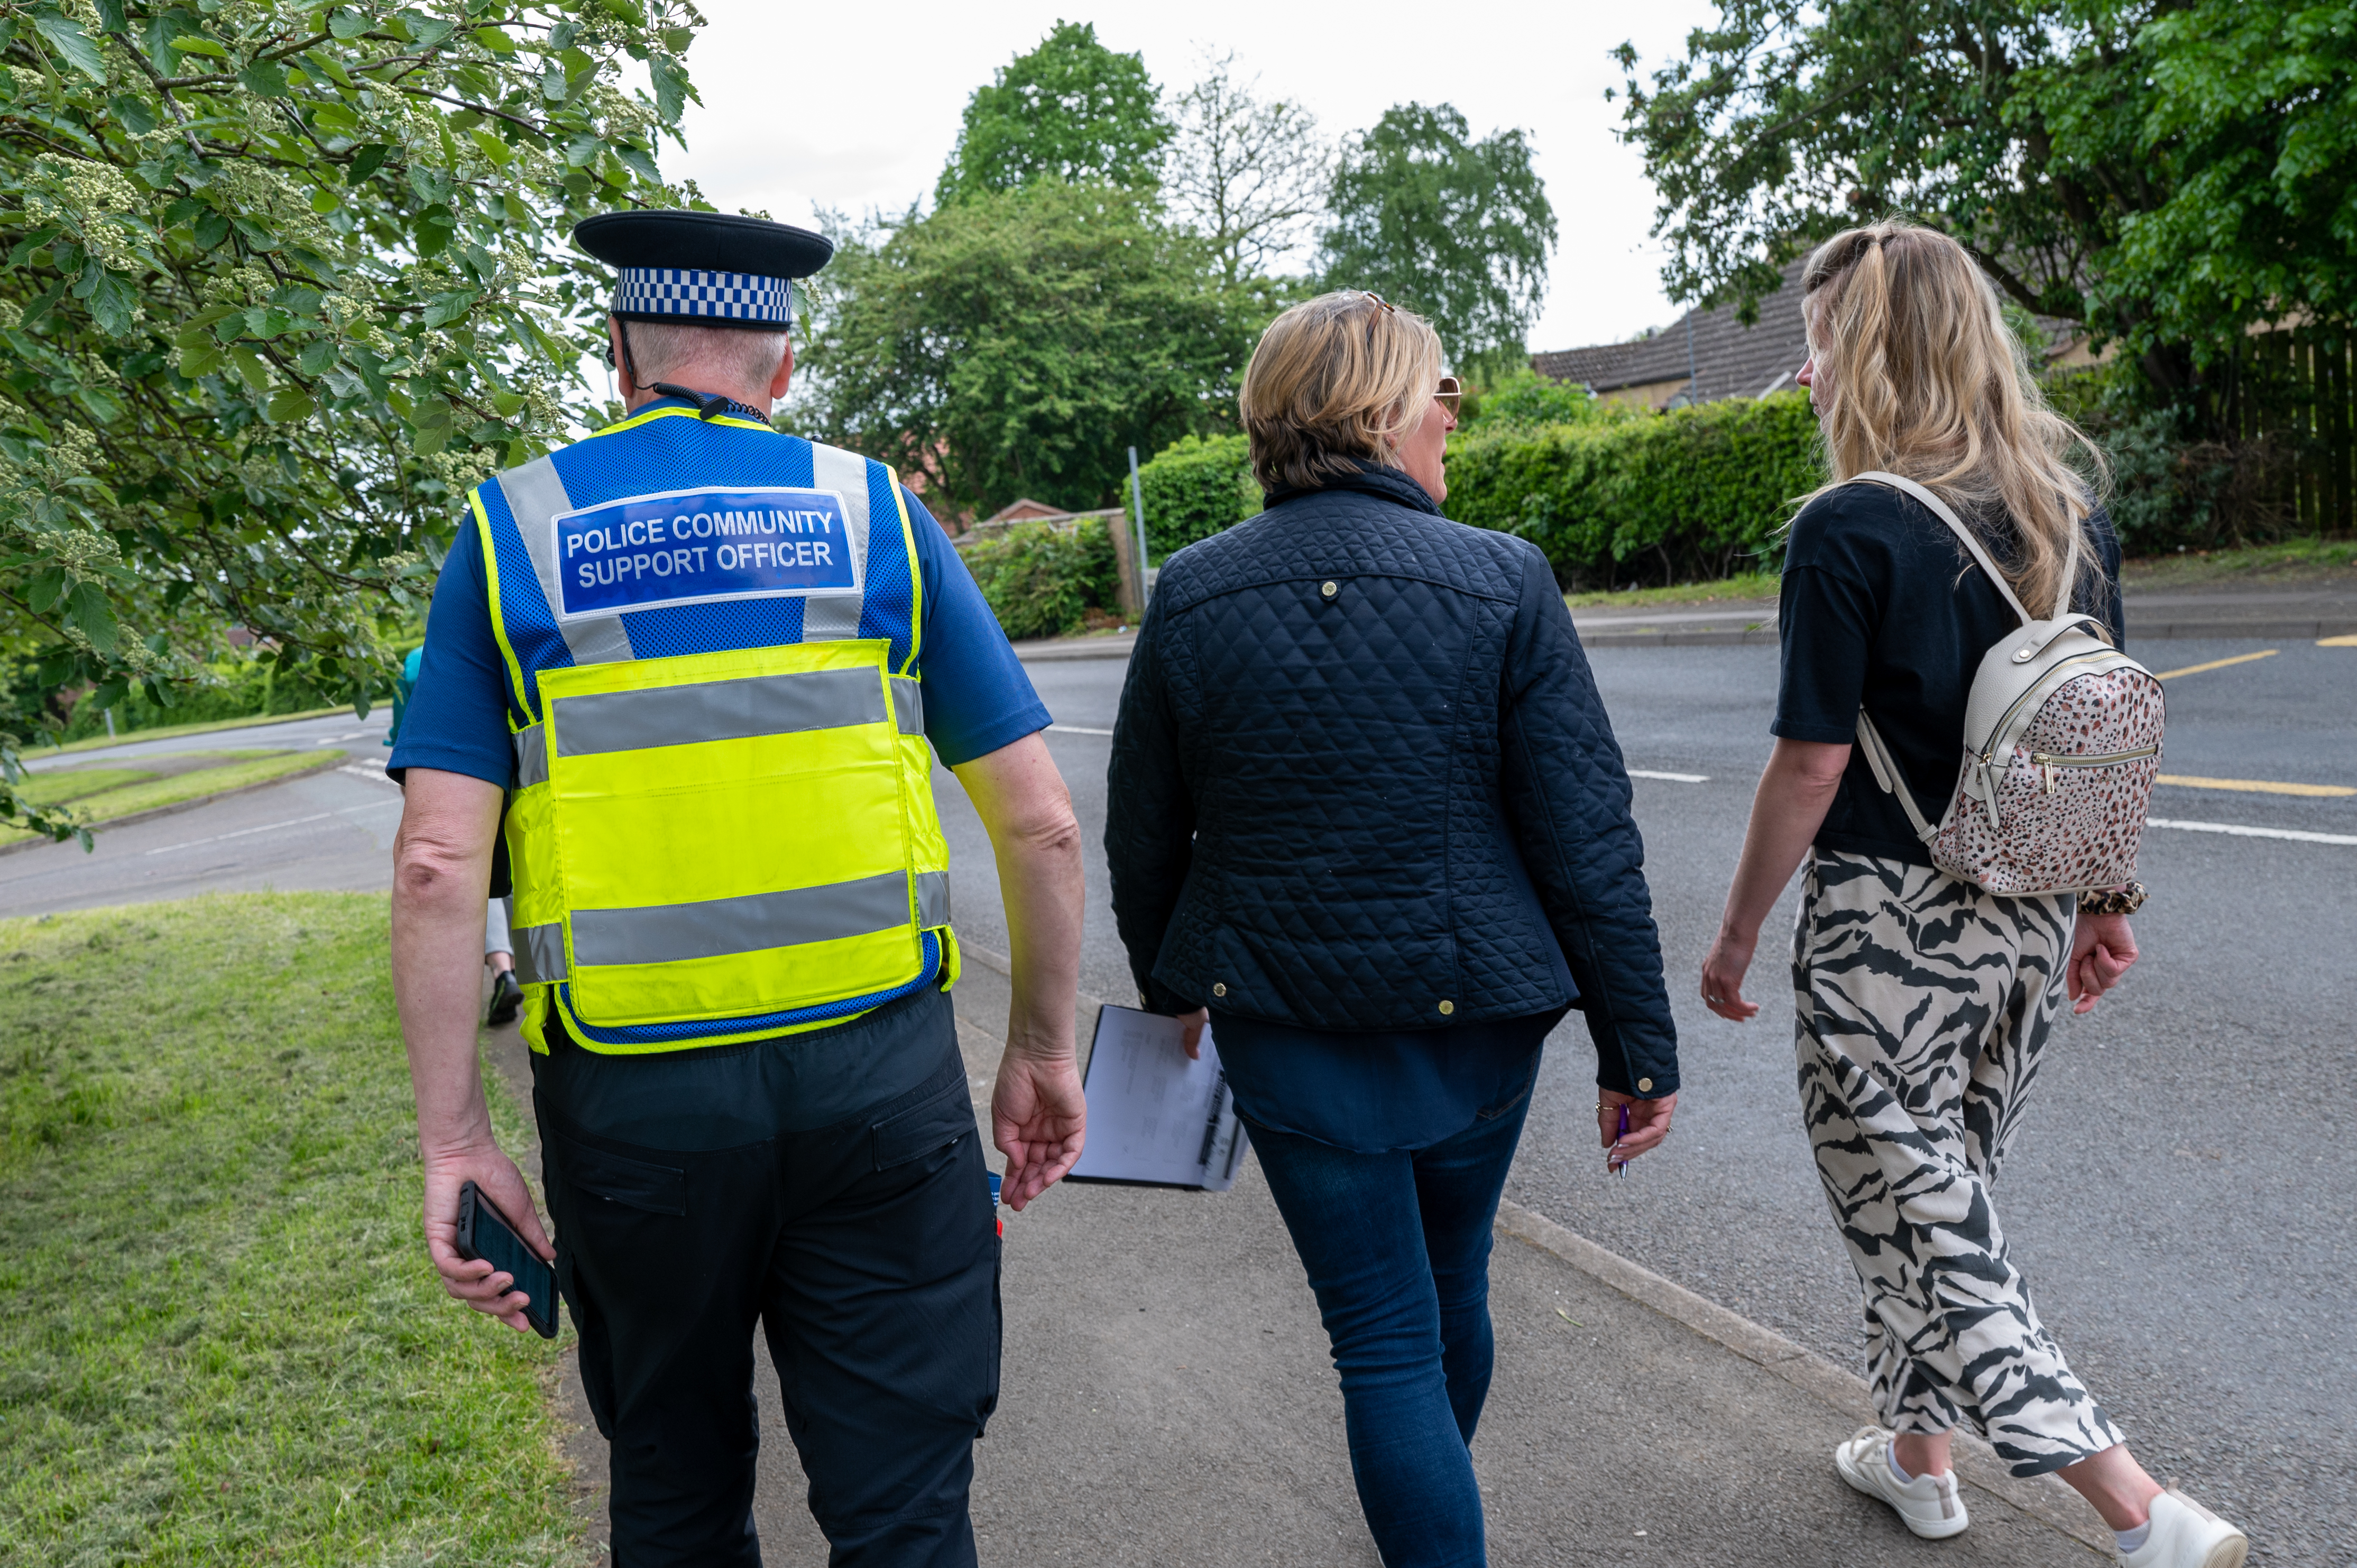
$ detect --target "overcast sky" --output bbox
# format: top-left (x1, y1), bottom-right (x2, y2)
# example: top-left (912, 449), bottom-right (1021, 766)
top-left (660, 1), bottom-right (1724, 355)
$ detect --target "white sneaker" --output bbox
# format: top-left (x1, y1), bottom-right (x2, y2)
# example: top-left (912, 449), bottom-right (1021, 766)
top-left (2121, 1489), bottom-right (2248, 1568)
top-left (1833, 1425), bottom-right (1970, 1539)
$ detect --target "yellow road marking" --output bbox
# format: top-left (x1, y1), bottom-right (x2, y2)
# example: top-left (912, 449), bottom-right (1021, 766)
top-left (2152, 649), bottom-right (2278, 680)
top-left (2155, 774), bottom-right (2356, 798)
top-left (2319, 633), bottom-right (2357, 648)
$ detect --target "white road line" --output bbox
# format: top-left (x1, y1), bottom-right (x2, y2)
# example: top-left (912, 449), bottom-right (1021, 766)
top-left (2147, 817), bottom-right (2357, 846)
top-left (143, 800), bottom-right (399, 856)
top-left (337, 762), bottom-right (398, 784)
top-left (1046, 724), bottom-right (1115, 736)
top-left (1629, 769), bottom-right (1709, 783)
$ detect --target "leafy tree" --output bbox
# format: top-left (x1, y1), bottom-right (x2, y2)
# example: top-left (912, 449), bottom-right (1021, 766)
top-left (1613, 1), bottom-right (2355, 401)
top-left (0, 0), bottom-right (699, 840)
top-left (933, 20), bottom-right (1169, 207)
top-left (798, 180), bottom-right (1247, 517)
top-left (1318, 102), bottom-right (1554, 379)
top-left (2100, 1), bottom-right (2357, 356)
top-left (1165, 50), bottom-right (1327, 287)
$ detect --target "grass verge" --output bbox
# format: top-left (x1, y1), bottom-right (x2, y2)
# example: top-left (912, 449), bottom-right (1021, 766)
top-left (1, 751), bottom-right (337, 846)
top-left (1564, 570), bottom-right (1782, 611)
top-left (30, 705), bottom-right (358, 758)
top-left (0, 893), bottom-right (578, 1566)
top-left (2121, 536), bottom-right (2357, 587)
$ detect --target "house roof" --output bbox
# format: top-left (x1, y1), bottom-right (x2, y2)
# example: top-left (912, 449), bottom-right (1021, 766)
top-left (1532, 259), bottom-right (1812, 404)
top-left (1533, 256), bottom-right (2084, 406)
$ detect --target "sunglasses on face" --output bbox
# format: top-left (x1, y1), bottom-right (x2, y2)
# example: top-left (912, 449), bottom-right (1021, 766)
top-left (1435, 375), bottom-right (1462, 415)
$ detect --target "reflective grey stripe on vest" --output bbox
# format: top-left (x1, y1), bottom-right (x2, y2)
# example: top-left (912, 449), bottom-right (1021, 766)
top-left (514, 724), bottom-right (548, 789)
top-left (498, 455), bottom-right (634, 666)
top-left (570, 869), bottom-right (914, 968)
top-left (513, 922), bottom-right (568, 984)
top-left (914, 868), bottom-right (951, 929)
top-left (891, 677), bottom-right (923, 736)
top-left (551, 668), bottom-right (885, 757)
top-left (802, 442), bottom-right (872, 641)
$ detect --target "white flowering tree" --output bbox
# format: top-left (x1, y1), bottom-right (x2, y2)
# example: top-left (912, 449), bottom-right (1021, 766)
top-left (0, 0), bottom-right (703, 838)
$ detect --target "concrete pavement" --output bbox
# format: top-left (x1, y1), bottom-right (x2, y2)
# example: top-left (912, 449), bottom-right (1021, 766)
top-left (485, 954), bottom-right (2108, 1567)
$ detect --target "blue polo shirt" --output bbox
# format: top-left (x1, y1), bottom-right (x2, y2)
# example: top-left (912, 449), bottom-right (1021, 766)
top-left (390, 429), bottom-right (1048, 787)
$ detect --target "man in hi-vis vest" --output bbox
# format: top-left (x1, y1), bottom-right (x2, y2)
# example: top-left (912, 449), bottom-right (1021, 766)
top-left (386, 210), bottom-right (1087, 1567)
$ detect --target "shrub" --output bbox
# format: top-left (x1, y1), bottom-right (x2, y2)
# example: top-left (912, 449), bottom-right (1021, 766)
top-left (959, 519), bottom-right (1122, 641)
top-left (1458, 367), bottom-right (1636, 433)
top-left (1135, 433), bottom-right (1262, 558)
top-left (2043, 366), bottom-right (2306, 552)
top-left (1444, 391), bottom-right (1825, 587)
top-left (57, 653), bottom-right (363, 742)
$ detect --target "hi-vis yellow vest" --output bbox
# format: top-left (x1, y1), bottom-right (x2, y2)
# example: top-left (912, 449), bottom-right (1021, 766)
top-left (473, 402), bottom-right (956, 1054)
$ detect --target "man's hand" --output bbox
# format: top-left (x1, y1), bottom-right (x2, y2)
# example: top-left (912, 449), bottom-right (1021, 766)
top-left (421, 1139), bottom-right (555, 1333)
top-left (2068, 911), bottom-right (2138, 1014)
top-left (992, 1048), bottom-right (1085, 1211)
top-left (1598, 1087), bottom-right (1677, 1168)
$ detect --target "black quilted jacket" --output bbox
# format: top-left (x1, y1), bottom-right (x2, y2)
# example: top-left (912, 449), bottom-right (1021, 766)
top-left (1104, 464), bottom-right (1679, 1097)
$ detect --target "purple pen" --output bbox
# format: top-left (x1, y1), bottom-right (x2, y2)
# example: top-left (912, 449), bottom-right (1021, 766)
top-left (1612, 1103), bottom-right (1629, 1178)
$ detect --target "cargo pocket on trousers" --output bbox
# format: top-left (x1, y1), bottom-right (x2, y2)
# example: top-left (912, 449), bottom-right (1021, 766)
top-left (871, 1079), bottom-right (978, 1170)
top-left (553, 1131), bottom-right (688, 1216)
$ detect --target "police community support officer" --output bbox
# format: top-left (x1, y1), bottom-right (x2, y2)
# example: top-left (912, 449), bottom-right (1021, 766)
top-left (386, 209), bottom-right (1089, 1567)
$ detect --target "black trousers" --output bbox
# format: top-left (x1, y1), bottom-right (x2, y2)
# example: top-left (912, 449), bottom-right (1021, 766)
top-left (532, 986), bottom-right (1000, 1568)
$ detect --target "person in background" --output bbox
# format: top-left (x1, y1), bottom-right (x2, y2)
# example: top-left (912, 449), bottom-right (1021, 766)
top-left (1699, 220), bottom-right (2245, 1568)
top-left (480, 896), bottom-right (521, 1027)
top-left (1106, 291), bottom-right (1679, 1568)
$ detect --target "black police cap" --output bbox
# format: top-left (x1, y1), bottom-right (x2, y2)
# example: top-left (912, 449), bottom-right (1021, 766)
top-left (575, 210), bottom-right (833, 329)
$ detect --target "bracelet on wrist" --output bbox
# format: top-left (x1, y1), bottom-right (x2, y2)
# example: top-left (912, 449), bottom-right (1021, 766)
top-left (2078, 880), bottom-right (2146, 916)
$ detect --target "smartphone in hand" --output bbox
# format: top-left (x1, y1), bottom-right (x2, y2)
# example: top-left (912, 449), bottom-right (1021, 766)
top-left (455, 1180), bottom-right (559, 1339)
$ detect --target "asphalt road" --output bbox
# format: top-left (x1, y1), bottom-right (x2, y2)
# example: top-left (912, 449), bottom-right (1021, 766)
top-left (3, 643), bottom-right (2347, 1563)
top-left (959, 637), bottom-right (2356, 1568)
top-left (0, 710), bottom-right (401, 917)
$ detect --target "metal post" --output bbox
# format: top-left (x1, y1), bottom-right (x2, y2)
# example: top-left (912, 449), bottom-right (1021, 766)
top-left (104, 708), bottom-right (115, 738)
top-left (1127, 446), bottom-right (1150, 608)
top-left (1684, 310), bottom-right (1698, 404)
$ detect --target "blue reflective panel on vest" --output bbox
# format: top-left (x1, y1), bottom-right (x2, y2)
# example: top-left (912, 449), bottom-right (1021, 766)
top-left (554, 487), bottom-right (861, 618)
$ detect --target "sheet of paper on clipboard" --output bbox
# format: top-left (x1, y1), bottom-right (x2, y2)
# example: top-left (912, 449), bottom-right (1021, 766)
top-left (1066, 1005), bottom-right (1248, 1191)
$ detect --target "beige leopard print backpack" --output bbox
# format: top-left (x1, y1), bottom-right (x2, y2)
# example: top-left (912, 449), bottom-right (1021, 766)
top-left (1850, 472), bottom-right (2165, 897)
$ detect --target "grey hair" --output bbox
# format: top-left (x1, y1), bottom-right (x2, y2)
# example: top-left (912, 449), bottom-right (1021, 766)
top-left (618, 318), bottom-right (790, 390)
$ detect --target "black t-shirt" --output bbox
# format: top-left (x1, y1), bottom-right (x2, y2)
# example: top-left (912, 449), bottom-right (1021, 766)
top-left (1772, 484), bottom-right (2125, 866)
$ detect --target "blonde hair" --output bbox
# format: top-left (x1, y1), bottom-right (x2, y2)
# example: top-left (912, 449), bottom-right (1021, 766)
top-left (1239, 291), bottom-right (1443, 494)
top-left (1799, 222), bottom-right (2105, 615)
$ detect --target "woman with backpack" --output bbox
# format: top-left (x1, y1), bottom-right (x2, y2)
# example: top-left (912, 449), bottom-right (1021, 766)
top-left (1698, 222), bottom-right (2246, 1568)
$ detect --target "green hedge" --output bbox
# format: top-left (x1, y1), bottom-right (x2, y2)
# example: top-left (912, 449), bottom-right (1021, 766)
top-left (1135, 433), bottom-right (1262, 559)
top-left (1444, 392), bottom-right (1824, 586)
top-left (57, 654), bottom-right (358, 741)
top-left (959, 519), bottom-right (1121, 641)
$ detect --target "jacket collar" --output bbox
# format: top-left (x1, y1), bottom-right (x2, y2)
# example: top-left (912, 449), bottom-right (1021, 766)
top-left (1265, 459), bottom-right (1441, 516)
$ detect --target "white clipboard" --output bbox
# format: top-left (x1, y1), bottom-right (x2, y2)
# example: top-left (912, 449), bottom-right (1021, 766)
top-left (1066, 1005), bottom-right (1248, 1191)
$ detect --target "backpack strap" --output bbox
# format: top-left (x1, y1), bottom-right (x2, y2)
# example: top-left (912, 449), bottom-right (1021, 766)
top-left (1842, 471), bottom-right (2024, 845)
top-left (1851, 471), bottom-right (2033, 626)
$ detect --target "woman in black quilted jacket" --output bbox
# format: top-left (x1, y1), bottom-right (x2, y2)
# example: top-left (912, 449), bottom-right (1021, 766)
top-left (1105, 291), bottom-right (1679, 1568)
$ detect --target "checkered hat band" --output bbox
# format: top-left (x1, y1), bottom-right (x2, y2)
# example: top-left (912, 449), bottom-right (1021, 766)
top-left (612, 268), bottom-right (792, 325)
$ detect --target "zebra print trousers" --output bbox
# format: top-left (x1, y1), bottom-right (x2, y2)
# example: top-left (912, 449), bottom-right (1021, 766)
top-left (1792, 850), bottom-right (2122, 1478)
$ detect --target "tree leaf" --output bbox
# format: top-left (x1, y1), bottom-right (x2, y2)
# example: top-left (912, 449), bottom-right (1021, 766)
top-left (346, 143), bottom-right (389, 184)
top-left (409, 396), bottom-right (453, 454)
top-left (107, 92), bottom-right (157, 134)
top-left (238, 59), bottom-right (288, 97)
top-left (93, 0), bottom-right (126, 33)
top-left (174, 327), bottom-right (225, 379)
top-left (26, 567), bottom-right (67, 614)
top-left (227, 347), bottom-right (270, 393)
top-left (421, 289), bottom-right (477, 328)
top-left (33, 12), bottom-right (107, 79)
top-left (64, 581), bottom-right (118, 654)
top-left (268, 386), bottom-right (316, 422)
top-left (86, 271), bottom-right (139, 337)
top-left (328, 9), bottom-right (370, 39)
top-left (167, 34), bottom-right (229, 59)
top-left (648, 55), bottom-right (686, 122)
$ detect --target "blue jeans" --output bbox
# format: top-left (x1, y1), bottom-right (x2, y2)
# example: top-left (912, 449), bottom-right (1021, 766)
top-left (1244, 1073), bottom-right (1536, 1568)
